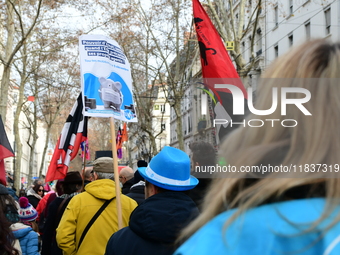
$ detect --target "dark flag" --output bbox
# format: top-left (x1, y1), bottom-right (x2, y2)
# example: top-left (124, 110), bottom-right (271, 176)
top-left (46, 94), bottom-right (88, 182)
top-left (0, 115), bottom-right (14, 185)
top-left (193, 0), bottom-right (248, 144)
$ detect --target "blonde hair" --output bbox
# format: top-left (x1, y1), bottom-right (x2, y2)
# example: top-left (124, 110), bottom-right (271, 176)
top-left (179, 39), bottom-right (340, 242)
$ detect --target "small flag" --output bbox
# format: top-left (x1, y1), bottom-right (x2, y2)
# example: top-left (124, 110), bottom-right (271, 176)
top-left (27, 96), bottom-right (35, 102)
top-left (45, 93), bottom-right (88, 182)
top-left (80, 138), bottom-right (90, 160)
top-left (121, 123), bottom-right (128, 142)
top-left (116, 127), bottom-right (123, 159)
top-left (0, 115), bottom-right (15, 185)
top-left (193, 0), bottom-right (248, 144)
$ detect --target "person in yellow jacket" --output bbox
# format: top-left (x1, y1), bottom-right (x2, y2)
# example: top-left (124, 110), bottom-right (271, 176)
top-left (56, 157), bottom-right (137, 255)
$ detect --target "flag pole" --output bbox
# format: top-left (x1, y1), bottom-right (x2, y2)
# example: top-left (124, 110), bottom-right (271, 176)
top-left (110, 117), bottom-right (123, 229)
top-left (81, 142), bottom-right (87, 187)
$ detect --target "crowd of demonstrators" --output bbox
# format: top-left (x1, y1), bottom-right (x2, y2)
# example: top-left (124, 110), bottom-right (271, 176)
top-left (5, 41), bottom-right (340, 255)
top-left (105, 146), bottom-right (199, 255)
top-left (56, 157), bottom-right (137, 255)
top-left (119, 166), bottom-right (134, 194)
top-left (26, 182), bottom-right (44, 209)
top-left (187, 141), bottom-right (216, 208)
top-left (41, 172), bottom-right (83, 255)
top-left (126, 160), bottom-right (147, 205)
top-left (174, 39), bottom-right (340, 255)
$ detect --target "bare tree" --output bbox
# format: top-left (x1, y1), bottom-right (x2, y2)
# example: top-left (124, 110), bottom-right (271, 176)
top-left (206, 0), bottom-right (263, 78)
top-left (0, 0), bottom-right (43, 123)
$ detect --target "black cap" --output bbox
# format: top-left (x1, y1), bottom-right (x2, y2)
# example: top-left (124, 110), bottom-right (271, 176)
top-left (137, 160), bottom-right (148, 168)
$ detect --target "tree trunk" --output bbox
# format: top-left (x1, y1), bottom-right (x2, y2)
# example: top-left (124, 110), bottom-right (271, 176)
top-left (174, 101), bottom-right (184, 151)
top-left (13, 95), bottom-right (24, 191)
top-left (0, 1), bottom-right (15, 122)
top-left (28, 101), bottom-right (38, 184)
top-left (39, 125), bottom-right (51, 178)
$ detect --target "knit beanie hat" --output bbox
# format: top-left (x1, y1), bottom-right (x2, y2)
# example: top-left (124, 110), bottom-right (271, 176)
top-left (18, 197), bottom-right (38, 222)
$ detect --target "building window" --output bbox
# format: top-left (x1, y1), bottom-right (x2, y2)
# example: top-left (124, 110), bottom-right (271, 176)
top-left (160, 104), bottom-right (165, 113)
top-left (305, 21), bottom-right (311, 39)
top-left (274, 44), bottom-right (279, 58)
top-left (274, 6), bottom-right (278, 26)
top-left (325, 8), bottom-right (331, 35)
top-left (154, 105), bottom-right (159, 110)
top-left (288, 33), bottom-right (293, 47)
top-left (289, 0), bottom-right (293, 15)
top-left (248, 36), bottom-right (252, 61)
top-left (256, 28), bottom-right (262, 56)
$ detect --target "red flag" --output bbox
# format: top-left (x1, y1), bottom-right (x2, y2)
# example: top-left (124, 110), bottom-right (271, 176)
top-left (27, 96), bottom-right (35, 102)
top-left (193, 0), bottom-right (248, 143)
top-left (46, 94), bottom-right (88, 182)
top-left (0, 115), bottom-right (14, 185)
top-left (121, 123), bottom-right (128, 142)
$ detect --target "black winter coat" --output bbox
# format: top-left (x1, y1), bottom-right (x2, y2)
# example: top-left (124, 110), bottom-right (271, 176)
top-left (121, 178), bottom-right (135, 194)
top-left (126, 182), bottom-right (145, 205)
top-left (41, 197), bottom-right (72, 255)
top-left (105, 191), bottom-right (199, 255)
top-left (27, 195), bottom-right (41, 209)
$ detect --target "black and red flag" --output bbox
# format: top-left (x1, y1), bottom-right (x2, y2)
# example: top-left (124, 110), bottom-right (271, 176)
top-left (46, 93), bottom-right (88, 182)
top-left (0, 115), bottom-right (14, 185)
top-left (193, 0), bottom-right (248, 144)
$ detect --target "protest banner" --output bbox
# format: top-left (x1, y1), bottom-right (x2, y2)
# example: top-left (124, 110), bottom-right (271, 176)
top-left (79, 34), bottom-right (137, 122)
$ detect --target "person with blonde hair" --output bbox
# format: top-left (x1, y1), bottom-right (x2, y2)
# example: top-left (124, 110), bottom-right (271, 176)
top-left (174, 39), bottom-right (340, 254)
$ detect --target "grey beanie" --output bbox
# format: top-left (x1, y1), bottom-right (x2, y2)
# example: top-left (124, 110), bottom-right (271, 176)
top-left (0, 184), bottom-right (9, 195)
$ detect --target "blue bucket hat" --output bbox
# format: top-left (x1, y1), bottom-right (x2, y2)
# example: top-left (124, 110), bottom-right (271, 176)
top-left (138, 146), bottom-right (198, 191)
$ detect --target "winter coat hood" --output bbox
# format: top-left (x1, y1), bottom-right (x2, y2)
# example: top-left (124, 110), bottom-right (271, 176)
top-left (11, 222), bottom-right (32, 239)
top-left (26, 188), bottom-right (42, 199)
top-left (85, 179), bottom-right (116, 200)
top-left (129, 191), bottom-right (198, 243)
top-left (129, 181), bottom-right (145, 193)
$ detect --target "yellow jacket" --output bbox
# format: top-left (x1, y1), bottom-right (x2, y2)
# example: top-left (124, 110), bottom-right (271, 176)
top-left (56, 179), bottom-right (137, 255)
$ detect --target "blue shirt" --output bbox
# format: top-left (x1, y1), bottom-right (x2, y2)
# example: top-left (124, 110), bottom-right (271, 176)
top-left (174, 198), bottom-right (340, 255)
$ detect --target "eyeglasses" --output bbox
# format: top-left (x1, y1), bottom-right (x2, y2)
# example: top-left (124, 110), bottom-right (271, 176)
top-left (38, 189), bottom-right (44, 192)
